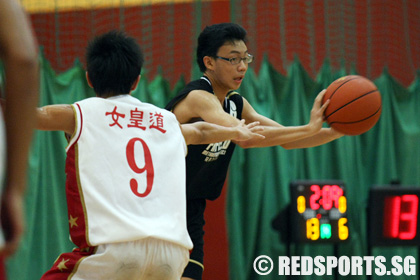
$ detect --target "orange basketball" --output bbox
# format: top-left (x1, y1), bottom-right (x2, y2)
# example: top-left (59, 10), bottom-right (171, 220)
top-left (322, 75), bottom-right (382, 135)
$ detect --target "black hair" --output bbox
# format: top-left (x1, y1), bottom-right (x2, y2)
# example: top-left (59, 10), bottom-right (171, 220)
top-left (85, 30), bottom-right (144, 97)
top-left (196, 23), bottom-right (248, 72)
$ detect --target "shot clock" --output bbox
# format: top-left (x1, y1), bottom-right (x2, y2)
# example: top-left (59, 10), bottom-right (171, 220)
top-left (289, 180), bottom-right (349, 243)
top-left (368, 185), bottom-right (420, 246)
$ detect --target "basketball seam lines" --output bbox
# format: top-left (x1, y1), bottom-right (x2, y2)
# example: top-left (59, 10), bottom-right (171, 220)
top-left (328, 77), bottom-right (360, 100)
top-left (325, 89), bottom-right (379, 119)
top-left (329, 105), bottom-right (381, 125)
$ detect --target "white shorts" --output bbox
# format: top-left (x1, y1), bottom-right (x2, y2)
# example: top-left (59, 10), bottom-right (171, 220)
top-left (41, 238), bottom-right (189, 280)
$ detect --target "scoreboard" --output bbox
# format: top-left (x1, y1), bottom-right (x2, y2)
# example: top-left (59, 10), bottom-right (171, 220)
top-left (289, 180), bottom-right (349, 243)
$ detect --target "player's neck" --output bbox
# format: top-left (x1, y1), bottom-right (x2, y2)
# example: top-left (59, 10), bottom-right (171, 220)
top-left (203, 74), bottom-right (230, 104)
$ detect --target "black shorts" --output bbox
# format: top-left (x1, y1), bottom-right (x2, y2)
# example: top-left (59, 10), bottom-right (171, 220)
top-left (183, 198), bottom-right (206, 279)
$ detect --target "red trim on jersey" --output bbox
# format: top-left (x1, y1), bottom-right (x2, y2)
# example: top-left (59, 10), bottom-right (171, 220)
top-left (73, 104), bottom-right (83, 144)
top-left (65, 104), bottom-right (90, 247)
top-left (41, 247), bottom-right (96, 279)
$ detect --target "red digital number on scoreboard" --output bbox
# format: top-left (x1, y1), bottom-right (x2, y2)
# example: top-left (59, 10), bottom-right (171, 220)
top-left (368, 186), bottom-right (420, 246)
top-left (383, 195), bottom-right (418, 240)
top-left (309, 184), bottom-right (344, 211)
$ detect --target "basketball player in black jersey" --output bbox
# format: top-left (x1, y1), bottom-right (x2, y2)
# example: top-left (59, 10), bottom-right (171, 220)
top-left (165, 23), bottom-right (344, 280)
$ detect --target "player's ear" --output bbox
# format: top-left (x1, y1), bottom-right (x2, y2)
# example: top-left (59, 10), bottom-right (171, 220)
top-left (130, 75), bottom-right (141, 91)
top-left (203, 56), bottom-right (215, 71)
top-left (85, 72), bottom-right (93, 88)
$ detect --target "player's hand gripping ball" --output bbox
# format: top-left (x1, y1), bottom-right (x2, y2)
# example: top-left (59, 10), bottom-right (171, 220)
top-left (322, 75), bottom-right (382, 135)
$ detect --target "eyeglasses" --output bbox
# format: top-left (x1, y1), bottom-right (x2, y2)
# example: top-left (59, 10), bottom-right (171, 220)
top-left (215, 54), bottom-right (254, 65)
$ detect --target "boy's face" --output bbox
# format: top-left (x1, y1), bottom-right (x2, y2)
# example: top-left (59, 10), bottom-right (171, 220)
top-left (211, 40), bottom-right (249, 91)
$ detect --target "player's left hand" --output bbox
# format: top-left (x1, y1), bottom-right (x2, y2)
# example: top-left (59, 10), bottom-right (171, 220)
top-left (308, 89), bottom-right (329, 134)
top-left (233, 119), bottom-right (265, 141)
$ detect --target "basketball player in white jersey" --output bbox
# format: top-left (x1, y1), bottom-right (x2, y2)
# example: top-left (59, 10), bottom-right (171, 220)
top-left (37, 31), bottom-right (264, 280)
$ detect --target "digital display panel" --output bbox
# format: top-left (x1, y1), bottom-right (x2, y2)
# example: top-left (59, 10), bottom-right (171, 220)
top-left (289, 180), bottom-right (349, 243)
top-left (368, 186), bottom-right (420, 246)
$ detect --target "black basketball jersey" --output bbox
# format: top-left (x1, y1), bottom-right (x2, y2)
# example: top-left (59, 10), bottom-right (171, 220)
top-left (165, 76), bottom-right (243, 200)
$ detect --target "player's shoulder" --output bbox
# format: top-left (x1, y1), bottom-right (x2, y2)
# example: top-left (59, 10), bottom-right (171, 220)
top-left (166, 77), bottom-right (214, 110)
top-left (181, 77), bottom-right (213, 96)
top-left (188, 89), bottom-right (215, 98)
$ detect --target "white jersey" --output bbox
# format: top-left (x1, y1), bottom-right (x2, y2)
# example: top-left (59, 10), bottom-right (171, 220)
top-left (65, 95), bottom-right (192, 250)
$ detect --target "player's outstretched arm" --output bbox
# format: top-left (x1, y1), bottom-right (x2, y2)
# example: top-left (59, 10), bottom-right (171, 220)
top-left (181, 120), bottom-right (264, 145)
top-left (280, 127), bottom-right (344, 149)
top-left (237, 89), bottom-right (342, 149)
top-left (36, 105), bottom-right (75, 135)
top-left (177, 88), bottom-right (335, 149)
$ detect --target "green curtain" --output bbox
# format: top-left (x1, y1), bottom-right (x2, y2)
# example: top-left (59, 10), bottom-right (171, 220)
top-left (227, 58), bottom-right (420, 280)
top-left (4, 55), bottom-right (420, 280)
